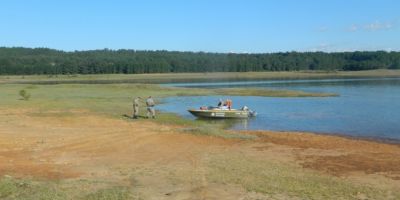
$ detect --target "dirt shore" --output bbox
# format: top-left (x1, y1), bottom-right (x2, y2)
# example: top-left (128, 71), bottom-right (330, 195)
top-left (1, 108), bottom-right (399, 199)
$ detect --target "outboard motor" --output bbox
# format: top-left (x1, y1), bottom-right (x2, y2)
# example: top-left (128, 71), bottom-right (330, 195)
top-left (249, 109), bottom-right (257, 117)
top-left (243, 106), bottom-right (256, 117)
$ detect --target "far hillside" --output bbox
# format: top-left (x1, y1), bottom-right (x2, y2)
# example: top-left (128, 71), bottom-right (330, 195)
top-left (0, 47), bottom-right (399, 75)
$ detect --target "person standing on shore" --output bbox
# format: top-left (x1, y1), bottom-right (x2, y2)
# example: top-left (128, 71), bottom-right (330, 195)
top-left (146, 96), bottom-right (156, 119)
top-left (133, 97), bottom-right (141, 119)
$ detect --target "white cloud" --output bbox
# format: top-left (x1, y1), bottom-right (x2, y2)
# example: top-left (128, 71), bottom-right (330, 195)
top-left (364, 21), bottom-right (393, 31)
top-left (304, 43), bottom-right (398, 53)
top-left (308, 43), bottom-right (335, 52)
top-left (317, 26), bottom-right (329, 32)
top-left (347, 24), bottom-right (359, 32)
top-left (347, 21), bottom-right (394, 32)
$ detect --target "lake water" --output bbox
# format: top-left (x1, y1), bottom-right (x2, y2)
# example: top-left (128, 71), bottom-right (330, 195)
top-left (158, 78), bottom-right (400, 141)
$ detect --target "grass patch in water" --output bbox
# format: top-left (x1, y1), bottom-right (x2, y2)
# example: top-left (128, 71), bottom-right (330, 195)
top-left (215, 87), bottom-right (338, 97)
top-left (2, 70), bottom-right (400, 84)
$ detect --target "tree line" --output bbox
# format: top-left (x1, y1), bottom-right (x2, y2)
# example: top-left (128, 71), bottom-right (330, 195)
top-left (0, 47), bottom-right (399, 75)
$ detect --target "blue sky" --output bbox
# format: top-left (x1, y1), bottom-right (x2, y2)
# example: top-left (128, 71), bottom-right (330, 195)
top-left (0, 0), bottom-right (399, 52)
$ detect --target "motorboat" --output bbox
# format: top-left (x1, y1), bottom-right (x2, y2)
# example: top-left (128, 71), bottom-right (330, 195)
top-left (188, 106), bottom-right (257, 119)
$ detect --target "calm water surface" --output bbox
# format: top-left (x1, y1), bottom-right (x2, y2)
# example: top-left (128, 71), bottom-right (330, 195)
top-left (159, 78), bottom-right (400, 141)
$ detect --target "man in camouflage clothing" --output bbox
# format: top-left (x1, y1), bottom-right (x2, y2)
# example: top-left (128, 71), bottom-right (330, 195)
top-left (133, 97), bottom-right (141, 119)
top-left (146, 96), bottom-right (156, 119)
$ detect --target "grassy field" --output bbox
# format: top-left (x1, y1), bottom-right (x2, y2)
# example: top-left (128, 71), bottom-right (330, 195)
top-left (0, 83), bottom-right (335, 111)
top-left (0, 176), bottom-right (133, 200)
top-left (1, 69), bottom-right (400, 84)
top-left (0, 76), bottom-right (399, 199)
top-left (1, 153), bottom-right (397, 200)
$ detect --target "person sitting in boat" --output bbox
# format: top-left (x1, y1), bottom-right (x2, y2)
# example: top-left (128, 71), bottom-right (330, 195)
top-left (225, 99), bottom-right (232, 110)
top-left (217, 98), bottom-right (224, 107)
top-left (200, 106), bottom-right (208, 110)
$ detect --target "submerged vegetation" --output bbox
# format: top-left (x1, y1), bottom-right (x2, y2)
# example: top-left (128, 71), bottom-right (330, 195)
top-left (215, 88), bottom-right (337, 97)
top-left (1, 47), bottom-right (400, 75)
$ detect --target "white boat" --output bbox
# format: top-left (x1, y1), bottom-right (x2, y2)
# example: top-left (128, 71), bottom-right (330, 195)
top-left (188, 106), bottom-right (256, 119)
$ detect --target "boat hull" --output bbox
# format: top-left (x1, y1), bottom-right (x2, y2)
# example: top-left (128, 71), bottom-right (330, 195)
top-left (188, 109), bottom-right (250, 119)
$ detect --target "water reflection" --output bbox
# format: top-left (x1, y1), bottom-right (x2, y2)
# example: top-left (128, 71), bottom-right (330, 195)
top-left (195, 118), bottom-right (250, 130)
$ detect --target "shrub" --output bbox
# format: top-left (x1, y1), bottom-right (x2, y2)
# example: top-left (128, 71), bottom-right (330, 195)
top-left (19, 89), bottom-right (31, 100)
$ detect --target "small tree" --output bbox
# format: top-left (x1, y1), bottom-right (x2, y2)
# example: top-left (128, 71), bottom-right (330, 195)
top-left (19, 89), bottom-right (31, 100)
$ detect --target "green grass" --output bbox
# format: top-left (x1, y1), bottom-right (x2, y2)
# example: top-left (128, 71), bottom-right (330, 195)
top-left (155, 112), bottom-right (201, 126)
top-left (0, 177), bottom-right (66, 200)
top-left (1, 69), bottom-right (400, 84)
top-left (1, 157), bottom-right (398, 200)
top-left (82, 187), bottom-right (131, 200)
top-left (183, 125), bottom-right (257, 139)
top-left (0, 83), bottom-right (334, 112)
top-left (215, 87), bottom-right (337, 97)
top-left (206, 154), bottom-right (400, 200)
top-left (148, 112), bottom-right (256, 139)
top-left (0, 84), bottom-right (192, 113)
top-left (0, 177), bottom-right (139, 200)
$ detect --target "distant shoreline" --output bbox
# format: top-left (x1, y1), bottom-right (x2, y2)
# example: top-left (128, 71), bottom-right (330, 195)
top-left (1, 69), bottom-right (400, 84)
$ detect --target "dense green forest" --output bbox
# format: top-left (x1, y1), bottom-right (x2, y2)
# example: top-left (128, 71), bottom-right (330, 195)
top-left (0, 47), bottom-right (399, 75)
